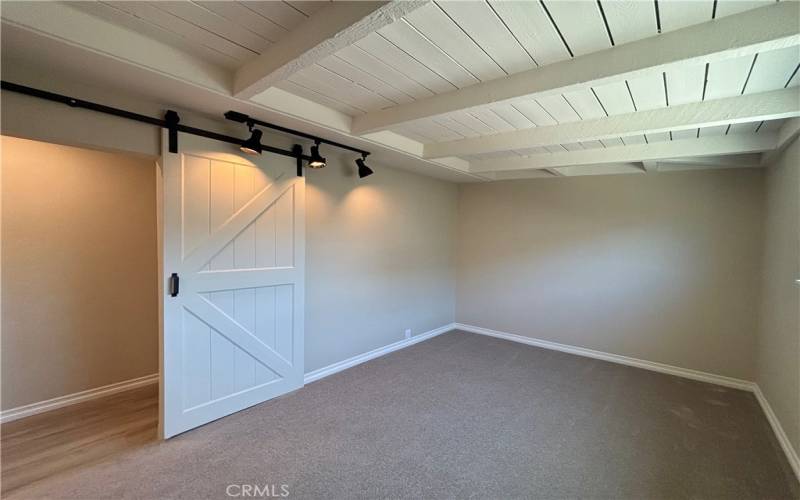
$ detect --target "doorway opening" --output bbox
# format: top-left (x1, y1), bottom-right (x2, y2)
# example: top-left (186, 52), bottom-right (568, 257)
top-left (0, 136), bottom-right (160, 495)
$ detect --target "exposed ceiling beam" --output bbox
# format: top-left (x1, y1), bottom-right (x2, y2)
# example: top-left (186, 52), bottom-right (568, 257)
top-left (424, 88), bottom-right (799, 158)
top-left (777, 117), bottom-right (800, 148)
top-left (234, 1), bottom-right (428, 99)
top-left (658, 154), bottom-right (762, 168)
top-left (554, 164), bottom-right (647, 177)
top-left (351, 1), bottom-right (800, 134)
top-left (641, 161), bottom-right (658, 173)
top-left (760, 117), bottom-right (800, 165)
top-left (656, 162), bottom-right (762, 173)
top-left (470, 134), bottom-right (778, 173)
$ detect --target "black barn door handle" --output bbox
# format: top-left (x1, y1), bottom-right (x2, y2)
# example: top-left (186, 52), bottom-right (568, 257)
top-left (169, 273), bottom-right (180, 297)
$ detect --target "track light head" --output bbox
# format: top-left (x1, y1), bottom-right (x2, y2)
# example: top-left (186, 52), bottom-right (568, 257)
top-left (356, 155), bottom-right (373, 178)
top-left (308, 142), bottom-right (326, 169)
top-left (240, 127), bottom-right (263, 155)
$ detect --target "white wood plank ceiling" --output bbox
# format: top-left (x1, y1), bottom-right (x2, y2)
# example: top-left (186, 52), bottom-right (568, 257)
top-left (69, 1), bottom-right (329, 70)
top-left (5, 0), bottom-right (800, 179)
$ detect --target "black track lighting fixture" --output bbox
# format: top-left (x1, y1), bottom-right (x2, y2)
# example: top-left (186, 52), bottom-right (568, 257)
top-left (240, 123), bottom-right (263, 155)
top-left (224, 109), bottom-right (376, 177)
top-left (308, 141), bottom-right (327, 169)
top-left (356, 154), bottom-right (373, 178)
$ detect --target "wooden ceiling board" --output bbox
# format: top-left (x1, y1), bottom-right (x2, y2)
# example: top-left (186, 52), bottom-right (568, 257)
top-left (540, 0), bottom-right (611, 56)
top-left (288, 65), bottom-right (392, 112)
top-left (334, 45), bottom-right (435, 101)
top-left (470, 108), bottom-right (516, 133)
top-left (355, 33), bottom-right (457, 94)
top-left (745, 46), bottom-right (800, 93)
top-left (627, 72), bottom-right (667, 111)
top-left (665, 64), bottom-right (706, 104)
top-left (562, 142), bottom-right (585, 151)
top-left (411, 119), bottom-right (465, 142)
top-left (71, 1), bottom-right (240, 69)
top-left (622, 135), bottom-right (647, 145)
top-left (488, 0), bottom-right (571, 66)
top-left (671, 129), bottom-right (698, 140)
top-left (564, 88), bottom-right (607, 120)
top-left (403, 3), bottom-right (506, 82)
top-left (600, 0), bottom-right (658, 46)
top-left (592, 80), bottom-right (635, 115)
top-left (276, 80), bottom-right (365, 115)
top-left (297, 64), bottom-right (398, 110)
top-left (377, 20), bottom-right (480, 89)
top-left (658, 0), bottom-right (713, 32)
top-left (759, 119), bottom-right (785, 133)
top-left (645, 132), bottom-right (670, 143)
top-left (788, 65), bottom-right (800, 88)
top-left (600, 138), bottom-right (625, 148)
top-left (432, 116), bottom-right (482, 138)
top-left (727, 122), bottom-right (760, 135)
top-left (705, 54), bottom-right (755, 100)
top-left (580, 140), bottom-right (605, 150)
top-left (544, 144), bottom-right (568, 153)
top-left (156, 1), bottom-right (273, 51)
top-left (436, 0), bottom-right (535, 75)
top-left (317, 57), bottom-right (415, 106)
top-left (698, 125), bottom-right (729, 137)
top-left (284, 1), bottom-right (328, 17)
top-left (448, 110), bottom-right (497, 135)
top-left (394, 124), bottom-right (434, 143)
top-left (512, 99), bottom-right (558, 126)
top-left (109, 2), bottom-right (257, 60)
top-left (714, 0), bottom-right (774, 19)
top-left (490, 103), bottom-right (536, 130)
top-left (238, 1), bottom-right (307, 31)
top-left (536, 94), bottom-right (582, 123)
top-left (196, 2), bottom-right (289, 45)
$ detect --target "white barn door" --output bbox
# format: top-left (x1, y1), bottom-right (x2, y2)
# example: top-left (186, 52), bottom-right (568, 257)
top-left (161, 131), bottom-right (304, 438)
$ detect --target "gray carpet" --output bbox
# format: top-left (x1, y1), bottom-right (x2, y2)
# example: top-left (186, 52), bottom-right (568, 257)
top-left (8, 331), bottom-right (799, 499)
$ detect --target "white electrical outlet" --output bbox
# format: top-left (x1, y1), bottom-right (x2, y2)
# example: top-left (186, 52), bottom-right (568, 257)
top-left (404, 329), bottom-right (412, 340)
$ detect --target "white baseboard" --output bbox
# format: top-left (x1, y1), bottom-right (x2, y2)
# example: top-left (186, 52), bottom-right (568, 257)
top-left (455, 323), bottom-right (754, 390)
top-left (753, 385), bottom-right (800, 481)
top-left (304, 323), bottom-right (456, 384)
top-left (0, 373), bottom-right (159, 424)
top-left (455, 323), bottom-right (800, 482)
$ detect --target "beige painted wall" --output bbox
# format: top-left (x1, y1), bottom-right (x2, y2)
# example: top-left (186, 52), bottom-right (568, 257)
top-left (457, 169), bottom-right (765, 380)
top-left (757, 138), bottom-right (800, 454)
top-left (1, 137), bottom-right (159, 410)
top-left (305, 156), bottom-right (457, 372)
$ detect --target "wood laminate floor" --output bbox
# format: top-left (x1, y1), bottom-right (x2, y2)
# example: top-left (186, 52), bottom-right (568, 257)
top-left (1, 384), bottom-right (158, 495)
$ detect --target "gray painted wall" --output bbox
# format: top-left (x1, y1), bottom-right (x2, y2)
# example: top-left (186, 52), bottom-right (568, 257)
top-left (456, 169), bottom-right (765, 380)
top-left (757, 138), bottom-right (800, 454)
top-left (305, 157), bottom-right (457, 372)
